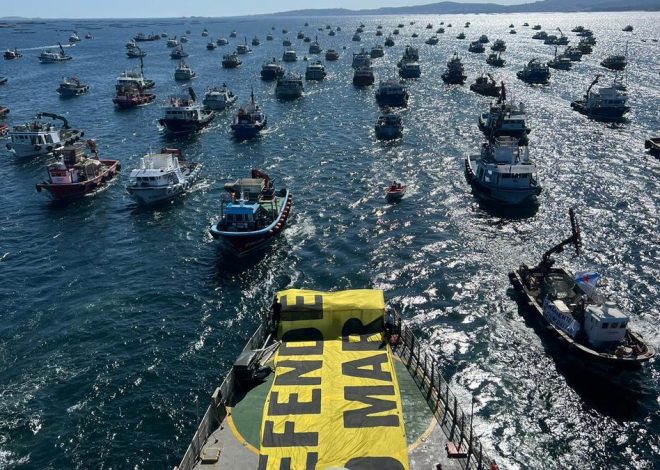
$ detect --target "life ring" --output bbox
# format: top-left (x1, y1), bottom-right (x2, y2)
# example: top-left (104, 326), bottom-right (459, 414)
top-left (34, 145), bottom-right (42, 151)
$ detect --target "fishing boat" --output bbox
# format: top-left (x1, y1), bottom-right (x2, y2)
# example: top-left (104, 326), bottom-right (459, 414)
top-left (375, 108), bottom-right (403, 140)
top-left (113, 86), bottom-right (156, 109)
top-left (4, 48), bottom-right (22, 60)
top-left (275, 73), bottom-right (304, 100)
top-left (134, 32), bottom-right (159, 42)
top-left (126, 148), bottom-right (201, 205)
top-left (35, 141), bottom-right (120, 201)
top-left (478, 34), bottom-right (489, 43)
top-left (305, 61), bottom-right (327, 81)
top-left (282, 38), bottom-right (292, 47)
top-left (266, 33), bottom-right (273, 41)
top-left (370, 44), bottom-right (385, 58)
top-left (601, 54), bottom-right (627, 71)
top-left (6, 112), bottom-right (83, 158)
top-left (282, 47), bottom-right (297, 62)
top-left (386, 181), bottom-right (406, 201)
top-left (174, 60), bottom-right (196, 81)
top-left (509, 210), bottom-right (655, 385)
top-left (166, 37), bottom-right (179, 47)
top-left (375, 79), bottom-right (409, 107)
top-left (375, 29), bottom-right (383, 36)
top-left (352, 49), bottom-right (371, 68)
top-left (399, 61), bottom-right (421, 79)
top-left (202, 84), bottom-right (236, 111)
top-left (39, 43), bottom-right (72, 63)
top-left (577, 39), bottom-right (593, 54)
top-left (532, 31), bottom-right (548, 40)
top-left (470, 73), bottom-right (502, 97)
top-left (425, 35), bottom-right (439, 45)
top-left (229, 30), bottom-right (237, 38)
top-left (202, 28), bottom-right (209, 37)
top-left (115, 59), bottom-right (155, 91)
top-left (0, 77), bottom-right (7, 85)
top-left (325, 49), bottom-right (339, 61)
top-left (622, 25), bottom-right (633, 32)
top-left (562, 46), bottom-right (582, 61)
top-left (297, 31), bottom-right (305, 40)
top-left (126, 46), bottom-right (147, 58)
top-left (231, 91), bottom-right (267, 140)
top-left (209, 169), bottom-right (291, 255)
top-left (221, 52), bottom-right (241, 68)
top-left (570, 75), bottom-right (630, 121)
top-left (252, 36), bottom-right (260, 46)
top-left (159, 88), bottom-right (215, 134)
top-left (180, 36), bottom-right (189, 44)
top-left (170, 45), bottom-right (188, 59)
top-left (437, 27), bottom-right (445, 33)
top-left (456, 32), bottom-right (466, 39)
top-left (441, 53), bottom-right (467, 84)
top-left (486, 52), bottom-right (505, 67)
top-left (236, 39), bottom-right (252, 54)
top-left (385, 35), bottom-right (395, 46)
top-left (68, 31), bottom-right (81, 43)
top-left (308, 36), bottom-right (322, 54)
top-left (517, 59), bottom-right (550, 84)
top-left (260, 58), bottom-right (285, 81)
top-left (400, 45), bottom-right (419, 63)
top-left (353, 66), bottom-right (375, 86)
top-left (176, 288), bottom-right (497, 470)
top-left (217, 37), bottom-right (229, 46)
top-left (206, 42), bottom-right (217, 50)
top-left (465, 136), bottom-right (542, 204)
top-left (478, 85), bottom-right (531, 141)
top-left (510, 29), bottom-right (517, 34)
top-left (545, 46), bottom-right (570, 70)
top-left (352, 32), bottom-right (361, 42)
top-left (57, 76), bottom-right (89, 97)
top-left (468, 41), bottom-right (485, 53)
top-left (491, 39), bottom-right (506, 52)
top-left (532, 24), bottom-right (542, 30)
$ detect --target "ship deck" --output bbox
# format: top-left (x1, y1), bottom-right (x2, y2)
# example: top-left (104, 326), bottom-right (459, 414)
top-left (192, 344), bottom-right (475, 470)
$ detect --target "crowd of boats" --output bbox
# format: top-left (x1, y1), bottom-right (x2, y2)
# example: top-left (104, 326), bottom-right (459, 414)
top-left (0, 18), bottom-right (656, 470)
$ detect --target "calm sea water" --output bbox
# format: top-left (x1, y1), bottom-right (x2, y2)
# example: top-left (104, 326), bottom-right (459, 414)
top-left (0, 11), bottom-right (658, 470)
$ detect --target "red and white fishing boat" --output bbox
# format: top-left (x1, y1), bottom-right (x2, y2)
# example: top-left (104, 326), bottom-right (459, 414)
top-left (386, 181), bottom-right (406, 202)
top-left (35, 141), bottom-right (120, 201)
top-left (113, 86), bottom-right (156, 109)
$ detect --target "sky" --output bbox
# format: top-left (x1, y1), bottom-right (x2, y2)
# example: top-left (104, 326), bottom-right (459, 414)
top-left (1, 0), bottom-right (529, 19)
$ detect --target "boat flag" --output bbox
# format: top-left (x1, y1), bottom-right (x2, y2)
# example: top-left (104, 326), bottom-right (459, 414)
top-left (575, 271), bottom-right (600, 288)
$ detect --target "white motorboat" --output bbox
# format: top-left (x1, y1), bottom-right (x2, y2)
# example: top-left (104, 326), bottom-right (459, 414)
top-left (305, 61), bottom-right (326, 81)
top-left (282, 47), bottom-right (297, 62)
top-left (127, 148), bottom-right (202, 205)
top-left (465, 137), bottom-right (542, 204)
top-left (202, 84), bottom-right (237, 111)
top-left (275, 73), bottom-right (304, 100)
top-left (174, 60), bottom-right (196, 81)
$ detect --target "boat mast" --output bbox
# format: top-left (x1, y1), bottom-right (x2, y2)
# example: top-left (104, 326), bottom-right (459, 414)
top-left (541, 208), bottom-right (581, 267)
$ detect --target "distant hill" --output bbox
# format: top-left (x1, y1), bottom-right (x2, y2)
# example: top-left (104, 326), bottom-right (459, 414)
top-left (268, 0), bottom-right (660, 16)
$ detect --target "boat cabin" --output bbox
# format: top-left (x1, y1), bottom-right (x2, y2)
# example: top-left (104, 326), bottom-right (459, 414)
top-left (584, 302), bottom-right (629, 347)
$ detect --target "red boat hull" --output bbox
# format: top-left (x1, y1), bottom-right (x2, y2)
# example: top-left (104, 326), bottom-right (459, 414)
top-left (36, 160), bottom-right (121, 201)
top-left (113, 94), bottom-right (155, 109)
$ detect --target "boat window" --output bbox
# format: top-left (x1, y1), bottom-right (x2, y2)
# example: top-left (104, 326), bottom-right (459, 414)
top-left (610, 323), bottom-right (619, 329)
top-left (619, 322), bottom-right (627, 328)
top-left (602, 322), bottom-right (609, 329)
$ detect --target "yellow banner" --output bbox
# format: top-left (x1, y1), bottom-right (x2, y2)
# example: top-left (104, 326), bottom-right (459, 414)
top-left (276, 289), bottom-right (385, 341)
top-left (259, 334), bottom-right (409, 470)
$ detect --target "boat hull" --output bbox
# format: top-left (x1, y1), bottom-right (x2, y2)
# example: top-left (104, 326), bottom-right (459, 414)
top-left (375, 126), bottom-right (402, 140)
top-left (36, 160), bottom-right (120, 201)
top-left (231, 122), bottom-right (266, 140)
top-left (159, 114), bottom-right (214, 134)
top-left (570, 101), bottom-right (629, 121)
top-left (113, 94), bottom-right (156, 109)
top-left (210, 190), bottom-right (292, 256)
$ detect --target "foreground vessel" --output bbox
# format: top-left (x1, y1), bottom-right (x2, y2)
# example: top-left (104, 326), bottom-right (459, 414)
top-left (176, 288), bottom-right (497, 470)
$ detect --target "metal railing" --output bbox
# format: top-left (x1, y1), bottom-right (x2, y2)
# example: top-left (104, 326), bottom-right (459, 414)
top-left (392, 310), bottom-right (493, 470)
top-left (176, 322), bottom-right (269, 470)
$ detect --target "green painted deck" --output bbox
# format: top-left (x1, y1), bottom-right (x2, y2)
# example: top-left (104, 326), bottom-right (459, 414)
top-left (229, 358), bottom-right (435, 450)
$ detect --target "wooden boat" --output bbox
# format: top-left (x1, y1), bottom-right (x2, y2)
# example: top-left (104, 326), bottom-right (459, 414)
top-left (35, 141), bottom-right (120, 201)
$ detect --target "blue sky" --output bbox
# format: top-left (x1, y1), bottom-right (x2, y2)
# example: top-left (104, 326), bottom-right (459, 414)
top-left (1, 0), bottom-right (528, 19)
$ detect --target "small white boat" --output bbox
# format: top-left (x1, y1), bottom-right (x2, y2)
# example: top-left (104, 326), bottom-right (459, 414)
top-left (69, 31), bottom-right (81, 43)
top-left (174, 60), bottom-right (196, 81)
top-left (127, 148), bottom-right (202, 205)
top-left (202, 84), bottom-right (237, 110)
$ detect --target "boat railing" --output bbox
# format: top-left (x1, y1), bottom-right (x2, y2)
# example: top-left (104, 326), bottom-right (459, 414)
top-left (392, 310), bottom-right (494, 470)
top-left (176, 321), bottom-right (269, 470)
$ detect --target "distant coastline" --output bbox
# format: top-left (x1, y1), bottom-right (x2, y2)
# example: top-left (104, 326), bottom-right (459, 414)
top-left (1, 0), bottom-right (659, 21)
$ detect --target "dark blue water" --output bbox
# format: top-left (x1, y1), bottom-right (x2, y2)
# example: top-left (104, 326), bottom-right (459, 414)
top-left (0, 11), bottom-right (658, 470)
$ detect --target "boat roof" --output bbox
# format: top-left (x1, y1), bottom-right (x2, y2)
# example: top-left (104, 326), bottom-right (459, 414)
top-left (225, 201), bottom-right (260, 214)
